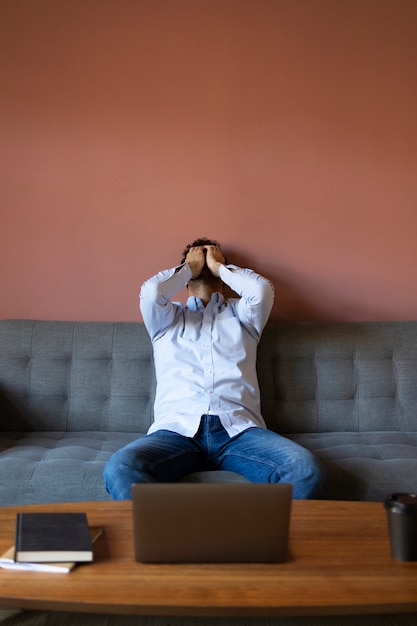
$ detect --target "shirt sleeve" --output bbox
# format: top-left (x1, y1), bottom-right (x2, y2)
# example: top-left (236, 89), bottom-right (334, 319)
top-left (220, 264), bottom-right (275, 338)
top-left (139, 263), bottom-right (192, 340)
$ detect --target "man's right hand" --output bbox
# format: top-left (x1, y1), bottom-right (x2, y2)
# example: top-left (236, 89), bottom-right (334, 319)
top-left (185, 246), bottom-right (206, 279)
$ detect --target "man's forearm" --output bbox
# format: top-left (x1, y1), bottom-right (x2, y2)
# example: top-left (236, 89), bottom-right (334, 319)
top-left (140, 264), bottom-right (192, 304)
top-left (220, 265), bottom-right (274, 307)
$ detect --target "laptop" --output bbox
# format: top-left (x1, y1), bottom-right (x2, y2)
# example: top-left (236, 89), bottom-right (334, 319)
top-left (131, 482), bottom-right (292, 563)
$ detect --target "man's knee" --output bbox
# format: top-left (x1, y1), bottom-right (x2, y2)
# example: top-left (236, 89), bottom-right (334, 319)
top-left (291, 449), bottom-right (326, 498)
top-left (305, 453), bottom-right (326, 497)
top-left (103, 452), bottom-right (122, 499)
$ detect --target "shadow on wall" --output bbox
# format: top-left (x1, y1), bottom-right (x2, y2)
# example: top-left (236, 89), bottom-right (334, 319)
top-left (225, 248), bottom-right (381, 323)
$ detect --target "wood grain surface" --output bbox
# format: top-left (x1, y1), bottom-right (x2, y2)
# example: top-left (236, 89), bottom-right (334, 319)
top-left (0, 500), bottom-right (416, 617)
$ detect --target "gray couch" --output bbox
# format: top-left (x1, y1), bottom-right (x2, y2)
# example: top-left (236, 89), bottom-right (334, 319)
top-left (1, 319), bottom-right (417, 506)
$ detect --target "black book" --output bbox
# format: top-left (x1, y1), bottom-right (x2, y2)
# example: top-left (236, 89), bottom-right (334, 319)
top-left (14, 512), bottom-right (93, 563)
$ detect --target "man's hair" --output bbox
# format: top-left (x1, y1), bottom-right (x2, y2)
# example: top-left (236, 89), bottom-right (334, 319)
top-left (180, 238), bottom-right (225, 265)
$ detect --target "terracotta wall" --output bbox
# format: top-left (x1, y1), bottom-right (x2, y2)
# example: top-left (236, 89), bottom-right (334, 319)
top-left (1, 0), bottom-right (417, 322)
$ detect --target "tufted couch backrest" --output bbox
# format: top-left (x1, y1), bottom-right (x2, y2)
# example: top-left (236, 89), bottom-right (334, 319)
top-left (0, 320), bottom-right (155, 433)
top-left (1, 319), bottom-right (417, 435)
top-left (258, 321), bottom-right (417, 434)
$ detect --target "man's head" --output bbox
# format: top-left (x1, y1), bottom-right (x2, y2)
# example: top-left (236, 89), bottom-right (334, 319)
top-left (181, 237), bottom-right (226, 292)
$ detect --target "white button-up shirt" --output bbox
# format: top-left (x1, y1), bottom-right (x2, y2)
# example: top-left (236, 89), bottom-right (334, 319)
top-left (139, 263), bottom-right (274, 437)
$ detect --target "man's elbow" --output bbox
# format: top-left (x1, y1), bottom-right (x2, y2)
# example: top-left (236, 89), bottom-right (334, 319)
top-left (259, 277), bottom-right (275, 303)
top-left (248, 278), bottom-right (274, 308)
top-left (139, 280), bottom-right (167, 306)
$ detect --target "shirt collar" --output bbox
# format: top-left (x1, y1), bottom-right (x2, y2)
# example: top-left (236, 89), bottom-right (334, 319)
top-left (186, 292), bottom-right (224, 312)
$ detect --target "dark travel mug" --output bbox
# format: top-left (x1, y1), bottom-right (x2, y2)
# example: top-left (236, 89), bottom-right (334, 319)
top-left (384, 493), bottom-right (417, 561)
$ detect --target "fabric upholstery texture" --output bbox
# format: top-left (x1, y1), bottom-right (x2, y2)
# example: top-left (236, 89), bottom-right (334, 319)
top-left (1, 319), bottom-right (417, 505)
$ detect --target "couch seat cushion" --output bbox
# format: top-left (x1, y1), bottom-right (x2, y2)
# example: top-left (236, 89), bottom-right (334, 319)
top-left (289, 431), bottom-right (417, 501)
top-left (0, 431), bottom-right (140, 506)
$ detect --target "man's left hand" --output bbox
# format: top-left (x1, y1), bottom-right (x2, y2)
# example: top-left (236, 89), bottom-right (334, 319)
top-left (205, 245), bottom-right (225, 277)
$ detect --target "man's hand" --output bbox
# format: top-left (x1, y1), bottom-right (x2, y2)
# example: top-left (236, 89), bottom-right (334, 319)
top-left (185, 245), bottom-right (225, 279)
top-left (205, 245), bottom-right (225, 278)
top-left (185, 246), bottom-right (206, 279)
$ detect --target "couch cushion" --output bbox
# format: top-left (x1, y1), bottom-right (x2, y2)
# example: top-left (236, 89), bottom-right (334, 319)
top-left (258, 322), bottom-right (417, 434)
top-left (289, 431), bottom-right (417, 501)
top-left (0, 431), bottom-right (138, 505)
top-left (0, 320), bottom-right (155, 433)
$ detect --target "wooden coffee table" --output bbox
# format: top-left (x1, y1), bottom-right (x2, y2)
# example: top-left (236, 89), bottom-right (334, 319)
top-left (0, 499), bottom-right (416, 617)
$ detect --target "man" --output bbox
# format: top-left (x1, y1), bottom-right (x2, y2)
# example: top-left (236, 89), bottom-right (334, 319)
top-left (104, 238), bottom-right (325, 499)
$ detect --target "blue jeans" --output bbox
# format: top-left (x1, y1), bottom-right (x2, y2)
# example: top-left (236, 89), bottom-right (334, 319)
top-left (103, 415), bottom-right (325, 500)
